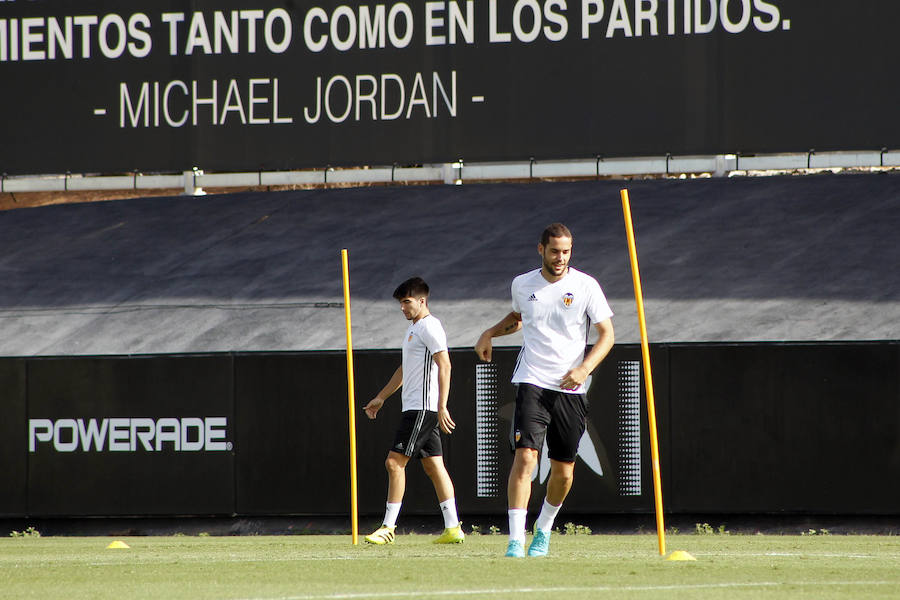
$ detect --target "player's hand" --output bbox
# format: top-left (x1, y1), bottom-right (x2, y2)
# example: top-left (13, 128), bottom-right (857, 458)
top-left (561, 366), bottom-right (589, 391)
top-left (438, 407), bottom-right (455, 434)
top-left (363, 398), bottom-right (384, 419)
top-left (475, 332), bottom-right (493, 362)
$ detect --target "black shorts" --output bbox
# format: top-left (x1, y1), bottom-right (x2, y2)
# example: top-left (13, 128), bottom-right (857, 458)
top-left (391, 410), bottom-right (443, 458)
top-left (511, 383), bottom-right (587, 463)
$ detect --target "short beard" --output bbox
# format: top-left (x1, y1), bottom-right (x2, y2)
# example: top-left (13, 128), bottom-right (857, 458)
top-left (543, 257), bottom-right (567, 275)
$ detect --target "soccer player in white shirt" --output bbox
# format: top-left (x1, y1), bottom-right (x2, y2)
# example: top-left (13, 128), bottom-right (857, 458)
top-left (475, 224), bottom-right (615, 557)
top-left (363, 277), bottom-right (464, 545)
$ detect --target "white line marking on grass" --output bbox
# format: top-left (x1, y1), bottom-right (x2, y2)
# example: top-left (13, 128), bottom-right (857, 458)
top-left (232, 581), bottom-right (898, 600)
top-left (67, 550), bottom-right (894, 569)
top-left (78, 550), bottom-right (900, 569)
top-left (696, 552), bottom-right (900, 560)
top-left (84, 552), bottom-right (506, 567)
top-left (84, 556), bottom-right (363, 567)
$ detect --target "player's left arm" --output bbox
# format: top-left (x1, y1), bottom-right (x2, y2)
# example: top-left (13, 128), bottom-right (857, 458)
top-left (433, 350), bottom-right (455, 434)
top-left (561, 318), bottom-right (615, 390)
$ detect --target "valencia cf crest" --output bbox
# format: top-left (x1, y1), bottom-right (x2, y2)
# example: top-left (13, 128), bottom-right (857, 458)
top-left (408, 333), bottom-right (413, 341)
top-left (562, 292), bottom-right (575, 308)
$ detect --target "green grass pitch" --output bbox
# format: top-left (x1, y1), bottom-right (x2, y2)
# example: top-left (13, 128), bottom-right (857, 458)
top-left (1, 532), bottom-right (898, 599)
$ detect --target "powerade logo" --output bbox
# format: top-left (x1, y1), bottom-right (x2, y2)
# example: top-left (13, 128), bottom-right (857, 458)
top-left (29, 417), bottom-right (232, 452)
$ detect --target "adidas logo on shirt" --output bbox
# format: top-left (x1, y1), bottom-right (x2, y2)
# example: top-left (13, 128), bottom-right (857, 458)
top-left (528, 293), bottom-right (538, 301)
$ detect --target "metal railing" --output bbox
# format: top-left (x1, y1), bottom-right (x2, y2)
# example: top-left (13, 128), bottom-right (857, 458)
top-left (2, 150), bottom-right (898, 196)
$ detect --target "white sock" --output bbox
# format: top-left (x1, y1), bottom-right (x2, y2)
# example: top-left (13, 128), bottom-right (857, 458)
top-left (439, 498), bottom-right (460, 529)
top-left (508, 509), bottom-right (527, 543)
top-left (383, 502), bottom-right (402, 528)
top-left (534, 498), bottom-right (562, 533)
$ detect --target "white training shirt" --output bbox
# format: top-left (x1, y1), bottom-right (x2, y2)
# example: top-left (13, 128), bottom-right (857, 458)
top-left (401, 314), bottom-right (448, 412)
top-left (511, 267), bottom-right (613, 394)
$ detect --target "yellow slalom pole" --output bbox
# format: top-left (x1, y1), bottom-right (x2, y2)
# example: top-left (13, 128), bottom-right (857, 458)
top-left (621, 189), bottom-right (667, 557)
top-left (341, 249), bottom-right (359, 545)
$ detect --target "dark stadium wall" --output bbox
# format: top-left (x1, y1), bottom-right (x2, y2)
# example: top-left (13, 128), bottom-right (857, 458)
top-left (667, 343), bottom-right (900, 514)
top-left (0, 358), bottom-right (26, 515)
top-left (1, 343), bottom-right (898, 518)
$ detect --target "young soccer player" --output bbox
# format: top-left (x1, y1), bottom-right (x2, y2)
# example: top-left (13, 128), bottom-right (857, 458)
top-left (475, 223), bottom-right (615, 557)
top-left (363, 277), bottom-right (464, 545)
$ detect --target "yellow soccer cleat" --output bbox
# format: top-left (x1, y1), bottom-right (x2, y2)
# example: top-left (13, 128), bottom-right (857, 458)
top-left (365, 525), bottom-right (396, 545)
top-left (433, 524), bottom-right (465, 544)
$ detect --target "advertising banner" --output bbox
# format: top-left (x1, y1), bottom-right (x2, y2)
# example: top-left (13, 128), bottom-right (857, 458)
top-left (454, 346), bottom-right (662, 515)
top-left (26, 355), bottom-right (235, 516)
top-left (1, 1), bottom-right (898, 175)
top-left (4, 342), bottom-right (898, 518)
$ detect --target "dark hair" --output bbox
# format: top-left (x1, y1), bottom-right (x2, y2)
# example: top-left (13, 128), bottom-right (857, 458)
top-left (540, 223), bottom-right (573, 246)
top-left (393, 277), bottom-right (430, 300)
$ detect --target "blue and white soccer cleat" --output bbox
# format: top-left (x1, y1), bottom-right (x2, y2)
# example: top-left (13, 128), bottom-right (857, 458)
top-left (505, 539), bottom-right (525, 558)
top-left (527, 529), bottom-right (550, 557)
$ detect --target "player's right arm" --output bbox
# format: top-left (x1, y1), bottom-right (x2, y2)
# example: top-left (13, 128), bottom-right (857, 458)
top-left (474, 311), bottom-right (522, 362)
top-left (364, 365), bottom-right (402, 419)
